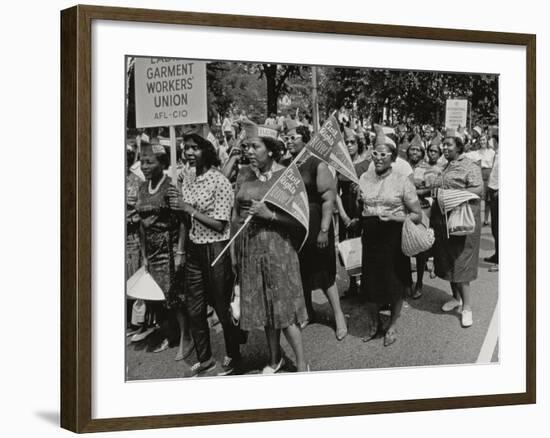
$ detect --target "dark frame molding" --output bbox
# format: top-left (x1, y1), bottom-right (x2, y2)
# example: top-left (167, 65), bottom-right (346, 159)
top-left (60, 4), bottom-right (536, 433)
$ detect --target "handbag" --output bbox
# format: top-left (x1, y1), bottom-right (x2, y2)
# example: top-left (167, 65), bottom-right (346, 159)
top-left (447, 202), bottom-right (476, 236)
top-left (401, 212), bottom-right (435, 257)
top-left (337, 237), bottom-right (363, 276)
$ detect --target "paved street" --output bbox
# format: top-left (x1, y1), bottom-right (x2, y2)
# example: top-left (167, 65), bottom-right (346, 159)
top-left (126, 221), bottom-right (498, 380)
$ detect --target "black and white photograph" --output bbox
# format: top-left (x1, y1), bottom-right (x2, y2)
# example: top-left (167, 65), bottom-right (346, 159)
top-left (124, 56), bottom-right (500, 380)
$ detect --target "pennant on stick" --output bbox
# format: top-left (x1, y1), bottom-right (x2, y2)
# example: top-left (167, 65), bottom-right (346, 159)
top-left (263, 162), bottom-right (310, 249)
top-left (306, 115), bottom-right (359, 184)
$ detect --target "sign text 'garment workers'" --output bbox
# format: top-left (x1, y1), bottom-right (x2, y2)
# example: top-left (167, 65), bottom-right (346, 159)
top-left (134, 57), bottom-right (207, 128)
top-left (444, 99), bottom-right (468, 130)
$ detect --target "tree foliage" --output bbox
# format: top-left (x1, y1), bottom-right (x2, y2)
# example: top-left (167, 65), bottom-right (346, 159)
top-left (320, 67), bottom-right (498, 127)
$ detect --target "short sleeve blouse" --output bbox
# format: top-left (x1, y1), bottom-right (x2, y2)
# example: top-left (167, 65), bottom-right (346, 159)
top-left (180, 168), bottom-right (233, 243)
top-left (358, 168), bottom-right (418, 217)
top-left (440, 155), bottom-right (483, 191)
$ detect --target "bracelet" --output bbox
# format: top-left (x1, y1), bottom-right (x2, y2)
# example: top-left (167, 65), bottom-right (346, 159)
top-left (176, 251), bottom-right (185, 256)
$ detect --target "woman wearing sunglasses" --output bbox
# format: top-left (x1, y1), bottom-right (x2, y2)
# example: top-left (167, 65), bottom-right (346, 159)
top-left (286, 125), bottom-right (348, 341)
top-left (358, 125), bottom-right (422, 346)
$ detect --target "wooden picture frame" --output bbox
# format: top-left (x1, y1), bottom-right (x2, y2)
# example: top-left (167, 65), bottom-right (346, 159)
top-left (60, 4), bottom-right (536, 433)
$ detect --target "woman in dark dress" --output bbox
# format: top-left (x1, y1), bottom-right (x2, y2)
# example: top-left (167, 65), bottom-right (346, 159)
top-left (286, 125), bottom-right (348, 340)
top-left (233, 133), bottom-right (308, 373)
top-left (134, 141), bottom-right (183, 350)
top-left (431, 133), bottom-right (483, 328)
top-left (336, 128), bottom-right (371, 298)
top-left (358, 127), bottom-right (422, 346)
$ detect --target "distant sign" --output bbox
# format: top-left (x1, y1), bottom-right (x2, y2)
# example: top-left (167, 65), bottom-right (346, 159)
top-left (134, 58), bottom-right (207, 128)
top-left (445, 99), bottom-right (468, 130)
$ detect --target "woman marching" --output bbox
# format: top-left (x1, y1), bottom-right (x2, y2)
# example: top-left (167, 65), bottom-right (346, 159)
top-left (285, 124), bottom-right (348, 340)
top-left (336, 127), bottom-right (371, 298)
top-left (134, 140), bottom-right (184, 352)
top-left (168, 133), bottom-right (244, 377)
top-left (232, 126), bottom-right (309, 373)
top-left (431, 129), bottom-right (483, 328)
top-left (405, 134), bottom-right (432, 299)
top-left (358, 125), bottom-right (422, 346)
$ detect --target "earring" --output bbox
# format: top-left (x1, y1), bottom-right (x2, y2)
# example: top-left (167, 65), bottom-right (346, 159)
top-left (268, 152), bottom-right (273, 157)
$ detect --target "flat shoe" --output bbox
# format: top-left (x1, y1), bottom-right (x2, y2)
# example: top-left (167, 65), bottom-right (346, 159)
top-left (153, 338), bottom-right (169, 353)
top-left (461, 309), bottom-right (473, 328)
top-left (262, 358), bottom-right (284, 374)
top-left (130, 326), bottom-right (157, 343)
top-left (383, 329), bottom-right (397, 347)
top-left (336, 327), bottom-right (348, 341)
top-left (412, 287), bottom-right (423, 300)
top-left (175, 339), bottom-right (194, 361)
top-left (441, 298), bottom-right (462, 312)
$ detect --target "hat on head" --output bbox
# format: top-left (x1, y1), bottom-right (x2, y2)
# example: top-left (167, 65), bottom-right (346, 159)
top-left (242, 118), bottom-right (279, 140)
top-left (410, 133), bottom-right (424, 149)
top-left (473, 126), bottom-right (483, 136)
top-left (343, 127), bottom-right (358, 140)
top-left (444, 127), bottom-right (464, 141)
top-left (374, 124), bottom-right (397, 148)
top-left (145, 138), bottom-right (167, 155)
top-left (430, 132), bottom-right (443, 148)
top-left (285, 119), bottom-right (300, 133)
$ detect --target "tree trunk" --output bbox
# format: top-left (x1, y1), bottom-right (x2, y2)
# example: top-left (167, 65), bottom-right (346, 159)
top-left (264, 64), bottom-right (278, 116)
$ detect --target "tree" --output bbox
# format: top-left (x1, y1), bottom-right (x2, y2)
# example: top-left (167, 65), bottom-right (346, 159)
top-left (259, 64), bottom-right (303, 116)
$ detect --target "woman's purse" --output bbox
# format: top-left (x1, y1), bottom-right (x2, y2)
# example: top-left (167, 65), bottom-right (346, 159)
top-left (447, 202), bottom-right (476, 236)
top-left (401, 212), bottom-right (435, 257)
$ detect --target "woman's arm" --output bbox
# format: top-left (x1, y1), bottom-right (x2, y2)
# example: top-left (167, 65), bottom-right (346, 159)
top-left (464, 163), bottom-right (484, 197)
top-left (249, 200), bottom-right (302, 231)
top-left (316, 162), bottom-right (336, 248)
top-left (175, 222), bottom-right (186, 268)
top-left (167, 185), bottom-right (228, 233)
top-left (336, 193), bottom-right (352, 227)
top-left (139, 221), bottom-right (148, 271)
top-left (404, 178), bottom-right (422, 224)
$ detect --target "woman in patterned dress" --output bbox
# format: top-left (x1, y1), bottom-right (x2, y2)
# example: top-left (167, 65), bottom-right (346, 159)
top-left (431, 133), bottom-right (483, 328)
top-left (135, 141), bottom-right (183, 351)
top-left (358, 128), bottom-right (422, 346)
top-left (233, 133), bottom-right (308, 373)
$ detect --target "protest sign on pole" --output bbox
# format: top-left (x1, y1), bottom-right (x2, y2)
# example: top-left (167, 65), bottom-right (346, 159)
top-left (134, 57), bottom-right (207, 184)
top-left (263, 162), bottom-right (310, 249)
top-left (444, 99), bottom-right (468, 130)
top-left (306, 115), bottom-right (359, 184)
top-left (134, 57), bottom-right (207, 128)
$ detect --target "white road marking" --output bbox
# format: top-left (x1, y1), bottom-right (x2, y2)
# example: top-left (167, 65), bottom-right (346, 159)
top-left (476, 297), bottom-right (499, 363)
